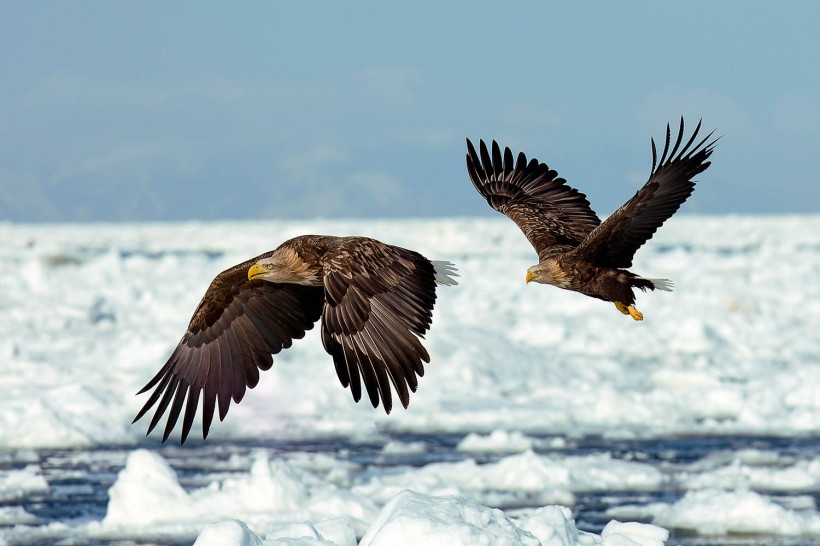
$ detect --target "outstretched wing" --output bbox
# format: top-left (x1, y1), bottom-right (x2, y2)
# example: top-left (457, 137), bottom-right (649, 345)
top-left (574, 118), bottom-right (718, 268)
top-left (133, 256), bottom-right (324, 444)
top-left (320, 238), bottom-right (441, 414)
top-left (466, 138), bottom-right (601, 259)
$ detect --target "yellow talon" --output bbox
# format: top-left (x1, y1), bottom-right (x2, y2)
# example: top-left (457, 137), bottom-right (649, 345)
top-left (614, 301), bottom-right (630, 315)
top-left (627, 305), bottom-right (643, 321)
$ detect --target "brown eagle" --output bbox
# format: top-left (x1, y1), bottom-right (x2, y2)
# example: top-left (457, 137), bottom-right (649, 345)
top-left (466, 118), bottom-right (717, 320)
top-left (133, 235), bottom-right (458, 444)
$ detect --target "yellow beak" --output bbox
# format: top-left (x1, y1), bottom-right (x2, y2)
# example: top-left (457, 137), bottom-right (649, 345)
top-left (525, 271), bottom-right (534, 283)
top-left (247, 263), bottom-right (264, 281)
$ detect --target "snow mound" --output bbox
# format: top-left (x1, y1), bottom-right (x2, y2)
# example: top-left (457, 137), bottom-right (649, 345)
top-left (98, 449), bottom-right (377, 538)
top-left (356, 489), bottom-right (669, 546)
top-left (648, 488), bottom-right (820, 536)
top-left (457, 430), bottom-right (536, 453)
top-left (0, 465), bottom-right (49, 502)
top-left (194, 518), bottom-right (357, 546)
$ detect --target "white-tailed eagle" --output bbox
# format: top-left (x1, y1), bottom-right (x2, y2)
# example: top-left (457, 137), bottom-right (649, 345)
top-left (466, 118), bottom-right (716, 320)
top-left (133, 235), bottom-right (457, 444)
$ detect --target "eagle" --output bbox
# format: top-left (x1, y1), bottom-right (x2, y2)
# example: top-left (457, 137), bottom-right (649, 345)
top-left (133, 235), bottom-right (458, 444)
top-left (466, 118), bottom-right (717, 320)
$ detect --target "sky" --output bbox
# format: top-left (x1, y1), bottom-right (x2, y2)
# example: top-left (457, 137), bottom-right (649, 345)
top-left (2, 1), bottom-right (819, 222)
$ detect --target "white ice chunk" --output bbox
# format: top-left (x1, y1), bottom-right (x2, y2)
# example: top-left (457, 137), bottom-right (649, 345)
top-left (97, 449), bottom-right (377, 539)
top-left (647, 488), bottom-right (820, 536)
top-left (456, 430), bottom-right (535, 453)
top-left (360, 489), bottom-right (542, 546)
top-left (601, 521), bottom-right (668, 546)
top-left (194, 520), bottom-right (263, 546)
top-left (0, 465), bottom-right (49, 502)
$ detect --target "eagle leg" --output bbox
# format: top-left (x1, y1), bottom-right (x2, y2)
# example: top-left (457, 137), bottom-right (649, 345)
top-left (613, 301), bottom-right (630, 315)
top-left (627, 305), bottom-right (643, 321)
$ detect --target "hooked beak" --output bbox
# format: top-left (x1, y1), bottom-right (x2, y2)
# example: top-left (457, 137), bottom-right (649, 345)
top-left (525, 270), bottom-right (534, 284)
top-left (248, 263), bottom-right (265, 281)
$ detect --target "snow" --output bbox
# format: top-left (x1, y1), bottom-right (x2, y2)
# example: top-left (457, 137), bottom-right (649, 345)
top-left (676, 449), bottom-right (820, 491)
top-left (342, 491), bottom-right (666, 546)
top-left (0, 465), bottom-right (49, 502)
top-left (600, 521), bottom-right (668, 546)
top-left (359, 490), bottom-right (568, 546)
top-left (614, 488), bottom-right (820, 536)
top-left (194, 518), bottom-right (357, 546)
top-left (457, 430), bottom-right (537, 453)
top-left (1, 215), bottom-right (819, 544)
top-left (352, 450), bottom-right (663, 508)
top-left (93, 450), bottom-right (670, 545)
top-left (97, 449), bottom-right (377, 538)
top-left (191, 497), bottom-right (669, 546)
top-left (0, 506), bottom-right (37, 526)
top-left (2, 216), bottom-right (819, 448)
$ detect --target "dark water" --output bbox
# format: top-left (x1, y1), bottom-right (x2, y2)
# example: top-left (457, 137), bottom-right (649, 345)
top-left (1, 434), bottom-right (818, 546)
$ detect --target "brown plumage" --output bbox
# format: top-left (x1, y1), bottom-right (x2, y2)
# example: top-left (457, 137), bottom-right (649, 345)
top-left (133, 235), bottom-right (458, 444)
top-left (466, 118), bottom-right (717, 320)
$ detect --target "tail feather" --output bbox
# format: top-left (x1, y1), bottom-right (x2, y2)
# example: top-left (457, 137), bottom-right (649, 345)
top-left (635, 276), bottom-right (674, 292)
top-left (432, 260), bottom-right (459, 286)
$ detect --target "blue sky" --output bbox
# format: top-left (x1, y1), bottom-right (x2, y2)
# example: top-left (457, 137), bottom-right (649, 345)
top-left (2, 1), bottom-right (819, 222)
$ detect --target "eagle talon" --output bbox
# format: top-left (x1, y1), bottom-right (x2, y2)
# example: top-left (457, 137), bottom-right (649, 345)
top-left (613, 302), bottom-right (630, 315)
top-left (627, 305), bottom-right (643, 321)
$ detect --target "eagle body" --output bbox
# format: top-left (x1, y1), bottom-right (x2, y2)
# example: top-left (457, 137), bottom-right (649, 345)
top-left (535, 252), bottom-right (655, 306)
top-left (468, 118), bottom-right (716, 320)
top-left (134, 234), bottom-right (457, 444)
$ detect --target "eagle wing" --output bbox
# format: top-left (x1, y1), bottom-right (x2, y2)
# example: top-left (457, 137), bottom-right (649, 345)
top-left (466, 138), bottom-right (601, 259)
top-left (133, 256), bottom-right (324, 444)
top-left (573, 118), bottom-right (718, 268)
top-left (320, 238), bottom-right (439, 414)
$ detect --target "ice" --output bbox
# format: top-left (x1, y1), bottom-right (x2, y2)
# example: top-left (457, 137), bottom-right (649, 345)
top-left (357, 490), bottom-right (670, 546)
top-left (96, 449), bottom-right (378, 539)
top-left (191, 493), bottom-right (670, 546)
top-left (677, 449), bottom-right (820, 491)
top-left (353, 450), bottom-right (663, 508)
top-left (1, 215), bottom-right (819, 543)
top-left (600, 521), bottom-right (668, 546)
top-left (193, 519), bottom-right (356, 546)
top-left (0, 506), bottom-right (37, 526)
top-left (194, 520), bottom-right (264, 546)
top-left (379, 440), bottom-right (427, 455)
top-left (2, 217), bottom-right (819, 448)
top-left (360, 490), bottom-right (573, 546)
top-left (0, 465), bottom-right (49, 502)
top-left (457, 430), bottom-right (536, 453)
top-left (94, 447), bottom-right (675, 543)
top-left (96, 449), bottom-right (667, 545)
top-left (632, 488), bottom-right (820, 536)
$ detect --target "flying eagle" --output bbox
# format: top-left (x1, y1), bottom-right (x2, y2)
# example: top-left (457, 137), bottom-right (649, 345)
top-left (466, 118), bottom-right (717, 320)
top-left (133, 235), bottom-right (458, 444)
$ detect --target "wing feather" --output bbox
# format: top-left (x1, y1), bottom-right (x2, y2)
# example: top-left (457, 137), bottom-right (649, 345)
top-left (320, 238), bottom-right (441, 413)
top-left (133, 255), bottom-right (324, 444)
top-left (574, 118), bottom-right (718, 268)
top-left (215, 337), bottom-right (232, 422)
top-left (466, 138), bottom-right (601, 258)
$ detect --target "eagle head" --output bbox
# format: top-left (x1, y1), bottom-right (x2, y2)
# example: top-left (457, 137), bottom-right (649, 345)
top-left (247, 248), bottom-right (323, 286)
top-left (525, 265), bottom-right (543, 284)
top-left (525, 261), bottom-right (569, 288)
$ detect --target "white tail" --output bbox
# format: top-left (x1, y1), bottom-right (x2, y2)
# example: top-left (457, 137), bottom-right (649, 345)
top-left (641, 277), bottom-right (674, 292)
top-left (432, 260), bottom-right (459, 286)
